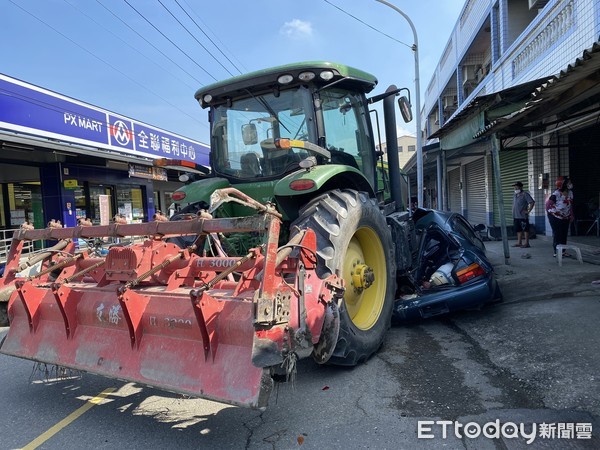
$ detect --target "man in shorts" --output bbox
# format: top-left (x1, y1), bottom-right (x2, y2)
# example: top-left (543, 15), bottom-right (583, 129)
top-left (512, 181), bottom-right (535, 248)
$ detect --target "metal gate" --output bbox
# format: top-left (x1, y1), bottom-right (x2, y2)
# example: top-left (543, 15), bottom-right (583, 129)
top-left (448, 167), bottom-right (462, 213)
top-left (465, 158), bottom-right (487, 225)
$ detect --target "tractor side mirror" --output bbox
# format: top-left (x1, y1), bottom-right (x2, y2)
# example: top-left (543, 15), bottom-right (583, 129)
top-left (398, 96), bottom-right (413, 123)
top-left (242, 123), bottom-right (258, 145)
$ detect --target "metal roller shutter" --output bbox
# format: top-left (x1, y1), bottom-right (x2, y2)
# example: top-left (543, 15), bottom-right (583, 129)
top-left (448, 167), bottom-right (461, 213)
top-left (492, 150), bottom-right (528, 226)
top-left (465, 158), bottom-right (487, 225)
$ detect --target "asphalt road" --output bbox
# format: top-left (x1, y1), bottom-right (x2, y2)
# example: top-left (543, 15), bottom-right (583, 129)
top-left (1, 286), bottom-right (599, 449)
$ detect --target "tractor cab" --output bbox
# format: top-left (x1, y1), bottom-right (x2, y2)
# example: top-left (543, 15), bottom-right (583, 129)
top-left (165, 63), bottom-right (383, 217)
top-left (167, 62), bottom-right (411, 222)
top-left (206, 83), bottom-right (375, 184)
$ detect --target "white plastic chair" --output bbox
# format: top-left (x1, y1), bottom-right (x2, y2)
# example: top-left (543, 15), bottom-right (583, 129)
top-left (556, 244), bottom-right (583, 266)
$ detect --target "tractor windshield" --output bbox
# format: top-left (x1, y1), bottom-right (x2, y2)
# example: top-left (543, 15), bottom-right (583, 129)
top-left (211, 87), bottom-right (316, 180)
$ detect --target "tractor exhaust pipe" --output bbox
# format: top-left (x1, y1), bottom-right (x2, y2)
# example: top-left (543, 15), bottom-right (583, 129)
top-left (383, 84), bottom-right (403, 212)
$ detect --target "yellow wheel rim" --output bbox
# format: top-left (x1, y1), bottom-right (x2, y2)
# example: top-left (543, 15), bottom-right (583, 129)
top-left (342, 226), bottom-right (387, 330)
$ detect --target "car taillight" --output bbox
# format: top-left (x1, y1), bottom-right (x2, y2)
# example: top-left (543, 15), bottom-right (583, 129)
top-left (171, 191), bottom-right (186, 201)
top-left (456, 263), bottom-right (486, 284)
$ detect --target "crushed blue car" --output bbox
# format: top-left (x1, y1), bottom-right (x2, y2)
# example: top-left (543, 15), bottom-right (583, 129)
top-left (393, 208), bottom-right (502, 322)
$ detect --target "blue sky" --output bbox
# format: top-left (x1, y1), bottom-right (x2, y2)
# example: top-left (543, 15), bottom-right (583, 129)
top-left (2, 0), bottom-right (464, 144)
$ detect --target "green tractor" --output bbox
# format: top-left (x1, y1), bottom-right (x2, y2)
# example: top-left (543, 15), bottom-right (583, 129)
top-left (166, 61), bottom-right (415, 366)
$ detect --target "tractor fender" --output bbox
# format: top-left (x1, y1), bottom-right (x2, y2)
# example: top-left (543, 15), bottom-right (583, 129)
top-left (274, 166), bottom-right (374, 221)
top-left (171, 177), bottom-right (230, 211)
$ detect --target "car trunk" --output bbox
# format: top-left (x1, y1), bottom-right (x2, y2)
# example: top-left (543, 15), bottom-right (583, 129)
top-left (393, 221), bottom-right (496, 321)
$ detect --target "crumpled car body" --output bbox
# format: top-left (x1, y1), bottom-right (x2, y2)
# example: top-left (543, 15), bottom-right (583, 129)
top-left (393, 209), bottom-right (502, 322)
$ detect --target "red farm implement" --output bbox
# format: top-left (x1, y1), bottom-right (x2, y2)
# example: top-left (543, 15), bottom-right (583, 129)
top-left (0, 195), bottom-right (344, 408)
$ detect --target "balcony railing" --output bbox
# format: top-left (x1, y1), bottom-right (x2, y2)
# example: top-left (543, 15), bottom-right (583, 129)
top-left (512, 0), bottom-right (575, 78)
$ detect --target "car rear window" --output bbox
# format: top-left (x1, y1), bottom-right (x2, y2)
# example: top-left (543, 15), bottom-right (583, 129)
top-left (450, 216), bottom-right (483, 250)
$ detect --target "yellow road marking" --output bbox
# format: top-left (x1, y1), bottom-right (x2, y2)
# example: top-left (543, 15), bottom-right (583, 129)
top-left (22, 387), bottom-right (116, 450)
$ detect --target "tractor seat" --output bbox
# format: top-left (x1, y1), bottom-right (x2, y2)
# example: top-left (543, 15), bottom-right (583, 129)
top-left (329, 149), bottom-right (359, 169)
top-left (260, 139), bottom-right (300, 175)
top-left (240, 152), bottom-right (262, 177)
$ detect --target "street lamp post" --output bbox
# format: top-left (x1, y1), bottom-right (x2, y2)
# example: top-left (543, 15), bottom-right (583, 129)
top-left (375, 0), bottom-right (423, 207)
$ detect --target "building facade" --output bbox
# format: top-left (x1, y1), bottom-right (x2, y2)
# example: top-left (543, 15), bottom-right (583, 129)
top-left (407, 0), bottom-right (600, 237)
top-left (0, 74), bottom-right (209, 232)
top-left (378, 132), bottom-right (417, 170)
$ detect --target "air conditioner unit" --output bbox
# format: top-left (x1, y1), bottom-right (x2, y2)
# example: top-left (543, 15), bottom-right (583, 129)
top-left (475, 69), bottom-right (485, 83)
top-left (462, 65), bottom-right (477, 85)
top-left (443, 95), bottom-right (457, 109)
top-left (529, 0), bottom-right (549, 10)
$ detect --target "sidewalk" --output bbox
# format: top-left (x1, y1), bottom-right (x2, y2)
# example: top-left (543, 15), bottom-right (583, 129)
top-left (485, 236), bottom-right (600, 304)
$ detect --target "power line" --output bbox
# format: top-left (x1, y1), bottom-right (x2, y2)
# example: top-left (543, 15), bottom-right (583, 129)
top-left (157, 0), bottom-right (236, 77)
top-left (7, 0), bottom-right (208, 132)
top-left (63, 0), bottom-right (197, 91)
top-left (181, 0), bottom-right (248, 74)
top-left (95, 0), bottom-right (204, 87)
top-left (173, 0), bottom-right (243, 75)
top-left (122, 0), bottom-right (218, 82)
top-left (323, 0), bottom-right (413, 49)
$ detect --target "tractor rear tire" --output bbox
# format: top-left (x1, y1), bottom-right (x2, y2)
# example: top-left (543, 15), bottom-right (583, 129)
top-left (292, 189), bottom-right (395, 366)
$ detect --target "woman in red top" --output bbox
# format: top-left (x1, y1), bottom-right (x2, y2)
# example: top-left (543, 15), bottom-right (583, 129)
top-left (546, 176), bottom-right (574, 256)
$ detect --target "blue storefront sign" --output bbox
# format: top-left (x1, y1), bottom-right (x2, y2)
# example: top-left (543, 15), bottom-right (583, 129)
top-left (0, 74), bottom-right (209, 166)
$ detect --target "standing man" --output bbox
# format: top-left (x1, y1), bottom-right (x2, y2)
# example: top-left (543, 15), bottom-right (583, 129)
top-left (512, 181), bottom-right (535, 248)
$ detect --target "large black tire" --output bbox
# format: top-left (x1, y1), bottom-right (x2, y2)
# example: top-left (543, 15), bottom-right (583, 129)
top-left (291, 189), bottom-right (396, 366)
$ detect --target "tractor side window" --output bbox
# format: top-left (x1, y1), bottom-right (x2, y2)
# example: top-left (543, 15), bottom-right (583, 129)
top-left (320, 89), bottom-right (375, 188)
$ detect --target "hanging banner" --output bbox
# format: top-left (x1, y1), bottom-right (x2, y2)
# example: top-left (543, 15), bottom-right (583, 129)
top-left (128, 164), bottom-right (168, 181)
top-left (98, 195), bottom-right (110, 226)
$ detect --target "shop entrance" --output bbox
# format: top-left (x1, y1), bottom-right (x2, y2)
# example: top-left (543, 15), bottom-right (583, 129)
top-left (117, 184), bottom-right (145, 223)
top-left (570, 124), bottom-right (600, 235)
top-left (155, 190), bottom-right (175, 216)
top-left (75, 184), bottom-right (146, 225)
top-left (1, 182), bottom-right (43, 230)
top-left (0, 163), bottom-right (44, 230)
top-left (83, 185), bottom-right (115, 225)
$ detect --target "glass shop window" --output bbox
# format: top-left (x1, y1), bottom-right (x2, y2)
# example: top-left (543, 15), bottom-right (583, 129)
top-left (117, 185), bottom-right (145, 223)
top-left (7, 182), bottom-right (43, 229)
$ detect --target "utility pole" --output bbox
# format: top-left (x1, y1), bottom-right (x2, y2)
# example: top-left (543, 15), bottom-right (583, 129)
top-left (375, 0), bottom-right (423, 207)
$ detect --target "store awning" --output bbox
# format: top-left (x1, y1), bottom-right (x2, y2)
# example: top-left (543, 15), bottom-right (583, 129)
top-left (473, 39), bottom-right (600, 139)
top-left (429, 78), bottom-right (548, 143)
